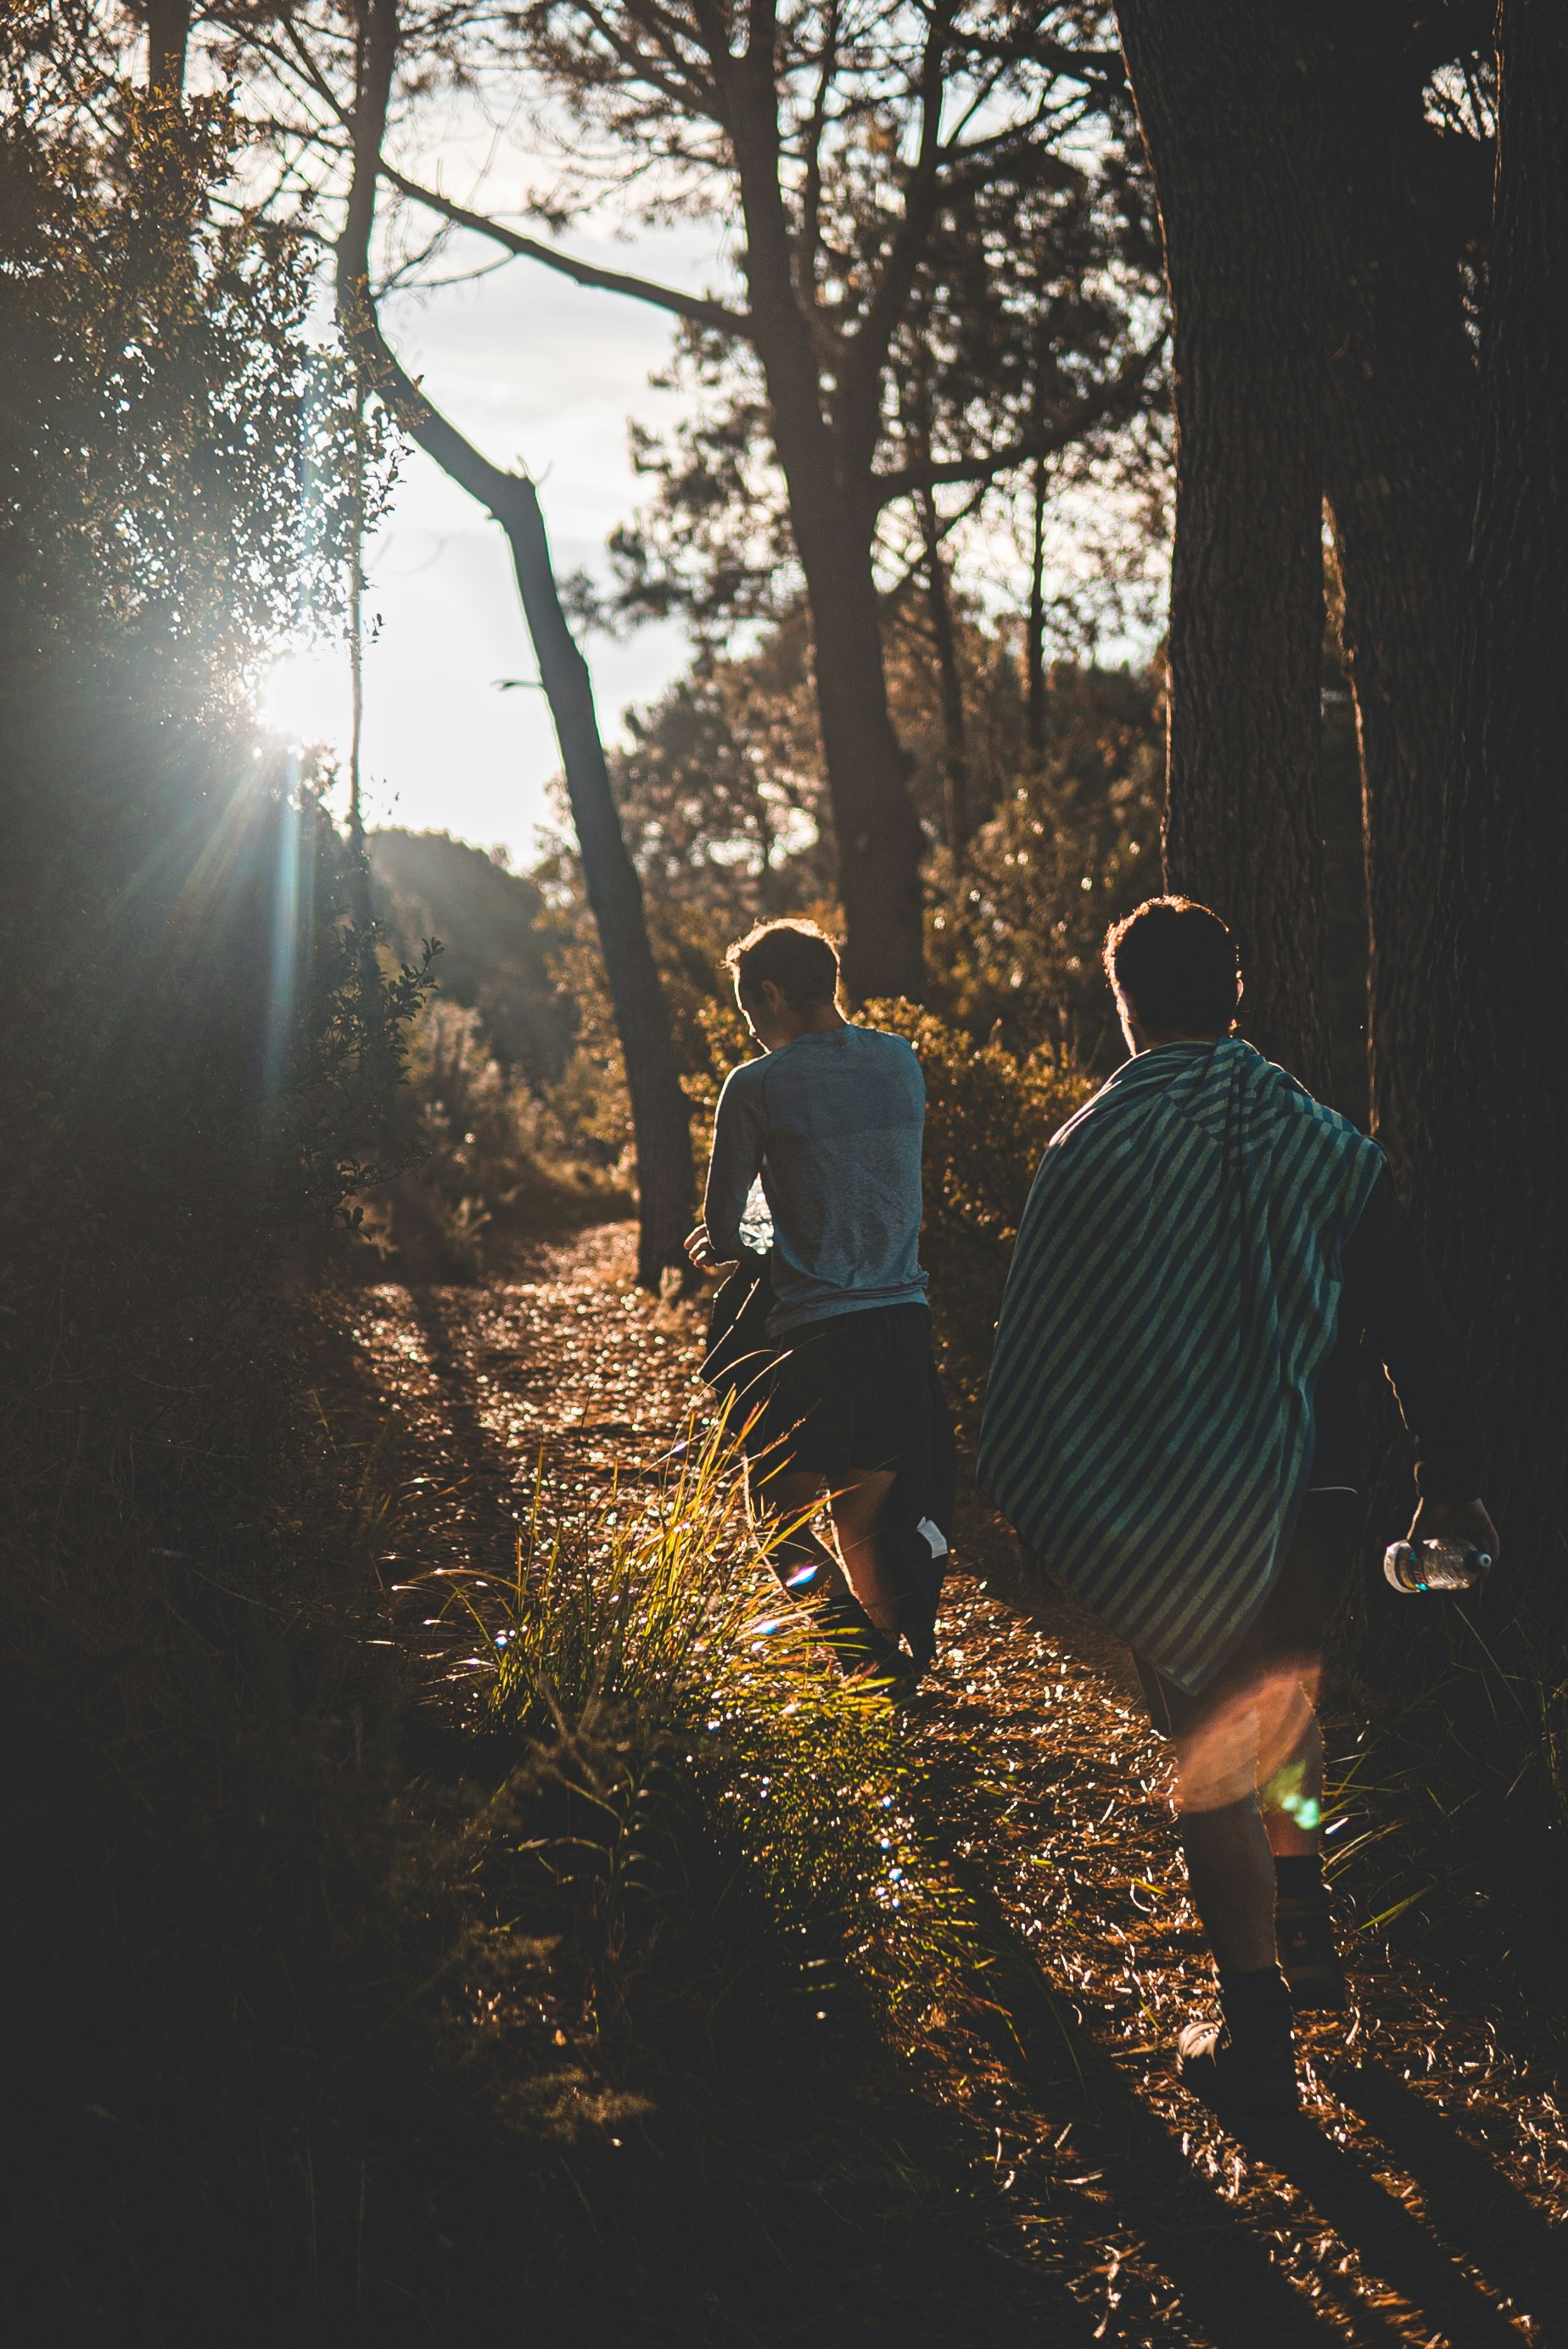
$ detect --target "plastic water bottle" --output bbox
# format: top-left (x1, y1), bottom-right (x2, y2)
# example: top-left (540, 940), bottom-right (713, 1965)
top-left (1383, 1538), bottom-right (1493, 1594)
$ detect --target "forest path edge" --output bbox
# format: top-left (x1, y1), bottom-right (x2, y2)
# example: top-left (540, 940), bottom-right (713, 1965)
top-left (339, 1224), bottom-right (1568, 2347)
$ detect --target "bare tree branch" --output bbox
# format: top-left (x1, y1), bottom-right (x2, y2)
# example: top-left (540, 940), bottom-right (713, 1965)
top-left (334, 0), bottom-right (696, 1279)
top-left (837, 0), bottom-right (955, 447)
top-left (580, 0), bottom-right (723, 121)
top-left (870, 339), bottom-right (1167, 508)
top-left (794, 0), bottom-right (839, 309)
top-left (378, 159), bottom-right (753, 335)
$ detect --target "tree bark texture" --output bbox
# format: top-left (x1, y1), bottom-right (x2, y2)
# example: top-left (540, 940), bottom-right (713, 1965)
top-left (1318, 30), bottom-right (1481, 1182)
top-left (1117, 0), bottom-right (1331, 1092)
top-left (339, 0), bottom-right (693, 1286)
top-left (787, 476), bottom-right (928, 1001)
top-left (919, 491), bottom-right (971, 855)
top-left (731, 82), bottom-right (927, 1003)
top-left (1418, 0), bottom-right (1568, 1574)
top-left (1026, 455), bottom-right (1048, 759)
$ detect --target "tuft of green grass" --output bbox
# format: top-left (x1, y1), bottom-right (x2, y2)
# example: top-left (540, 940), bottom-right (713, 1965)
top-left (435, 1405), bottom-right (980, 2038)
top-left (1324, 1589), bottom-right (1568, 1965)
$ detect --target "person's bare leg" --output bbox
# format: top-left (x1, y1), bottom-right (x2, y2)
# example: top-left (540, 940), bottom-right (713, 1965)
top-left (1256, 1668), bottom-right (1342, 2005)
top-left (749, 1466), bottom-right (851, 1607)
top-left (1257, 1676), bottom-right (1324, 1858)
top-left (828, 1468), bottom-right (901, 1634)
top-left (1174, 1694), bottom-right (1277, 1974)
top-left (1177, 1797), bottom-right (1280, 1973)
top-left (1173, 1696), bottom-right (1298, 2109)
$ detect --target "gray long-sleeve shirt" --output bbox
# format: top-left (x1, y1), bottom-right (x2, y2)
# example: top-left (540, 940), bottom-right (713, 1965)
top-left (703, 1023), bottom-right (929, 1340)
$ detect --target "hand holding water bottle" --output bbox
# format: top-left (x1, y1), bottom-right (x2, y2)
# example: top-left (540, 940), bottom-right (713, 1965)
top-left (1385, 1495), bottom-right (1501, 1594)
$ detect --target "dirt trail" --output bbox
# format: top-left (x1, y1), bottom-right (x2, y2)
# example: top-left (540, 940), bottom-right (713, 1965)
top-left (345, 1225), bottom-right (1568, 2347)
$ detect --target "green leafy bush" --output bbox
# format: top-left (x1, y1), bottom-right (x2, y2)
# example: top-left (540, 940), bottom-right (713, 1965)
top-left (1, 70), bottom-right (417, 1508)
top-left (364, 999), bottom-right (632, 1277)
top-left (0, 68), bottom-right (445, 2334)
top-left (926, 666), bottom-right (1163, 1070)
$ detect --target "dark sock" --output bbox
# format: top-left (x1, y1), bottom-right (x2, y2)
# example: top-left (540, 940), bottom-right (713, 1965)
top-left (1274, 1853), bottom-right (1326, 1901)
top-left (1218, 1965), bottom-right (1292, 2035)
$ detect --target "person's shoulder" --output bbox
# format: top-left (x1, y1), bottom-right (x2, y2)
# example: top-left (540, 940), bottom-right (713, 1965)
top-left (852, 1024), bottom-right (921, 1065)
top-left (1236, 1043), bottom-right (1384, 1172)
top-left (718, 1053), bottom-right (769, 1102)
top-left (1243, 1044), bottom-right (1366, 1138)
top-left (1048, 1077), bottom-right (1118, 1150)
top-left (857, 1027), bottom-right (925, 1091)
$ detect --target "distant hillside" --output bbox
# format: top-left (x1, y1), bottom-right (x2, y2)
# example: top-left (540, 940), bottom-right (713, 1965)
top-left (369, 829), bottom-right (574, 1085)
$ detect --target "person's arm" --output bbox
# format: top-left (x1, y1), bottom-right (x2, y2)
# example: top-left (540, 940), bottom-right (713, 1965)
top-left (1352, 1167), bottom-right (1499, 1556)
top-left (687, 1066), bottom-right (766, 1271)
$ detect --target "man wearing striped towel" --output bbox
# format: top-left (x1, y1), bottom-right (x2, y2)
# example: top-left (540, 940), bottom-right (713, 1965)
top-left (978, 898), bottom-right (1495, 2116)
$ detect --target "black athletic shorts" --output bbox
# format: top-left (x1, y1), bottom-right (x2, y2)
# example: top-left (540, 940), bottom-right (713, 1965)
top-left (1135, 1489), bottom-right (1360, 1740)
top-left (754, 1303), bottom-right (932, 1478)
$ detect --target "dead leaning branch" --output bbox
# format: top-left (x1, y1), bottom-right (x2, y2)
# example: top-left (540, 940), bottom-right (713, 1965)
top-left (336, 0), bottom-right (694, 1290)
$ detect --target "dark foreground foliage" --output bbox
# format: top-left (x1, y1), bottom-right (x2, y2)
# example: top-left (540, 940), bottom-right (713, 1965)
top-left (0, 60), bottom-right (421, 1495)
top-left (3, 1285), bottom-right (1083, 2346)
top-left (0, 59), bottom-right (1067, 2341)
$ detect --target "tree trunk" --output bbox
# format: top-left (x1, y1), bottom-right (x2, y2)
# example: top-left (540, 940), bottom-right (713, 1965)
top-left (787, 480), bottom-right (927, 999)
top-left (145, 0), bottom-right (192, 94)
top-left (1117, 0), bottom-right (1331, 1091)
top-left (919, 489), bottom-right (970, 856)
top-left (731, 86), bottom-right (927, 1002)
top-left (1026, 454), bottom-right (1047, 760)
top-left (337, 0), bottom-right (692, 1287)
top-left (494, 479), bottom-right (696, 1289)
top-left (1319, 37), bottom-right (1481, 1182)
top-left (1416, 0), bottom-right (1568, 1577)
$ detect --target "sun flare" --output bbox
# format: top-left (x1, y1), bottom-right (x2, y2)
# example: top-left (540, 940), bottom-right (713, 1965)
top-left (259, 643), bottom-right (352, 756)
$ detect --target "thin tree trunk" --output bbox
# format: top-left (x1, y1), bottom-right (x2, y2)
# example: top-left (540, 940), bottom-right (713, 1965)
top-left (1319, 39), bottom-right (1481, 1183)
top-left (339, 0), bottom-right (692, 1286)
top-left (145, 0), bottom-right (191, 94)
top-left (1026, 454), bottom-right (1047, 760)
top-left (347, 378), bottom-right (367, 862)
top-left (918, 488), bottom-right (970, 856)
top-left (1417, 0), bottom-right (1568, 1577)
top-left (495, 480), bottom-right (696, 1287)
top-left (1117, 0), bottom-right (1331, 1090)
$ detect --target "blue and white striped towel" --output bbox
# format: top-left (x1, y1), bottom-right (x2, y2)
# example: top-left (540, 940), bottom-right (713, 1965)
top-left (977, 1037), bottom-right (1382, 1692)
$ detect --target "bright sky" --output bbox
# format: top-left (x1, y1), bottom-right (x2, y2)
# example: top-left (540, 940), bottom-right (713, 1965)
top-left (260, 219), bottom-right (720, 866)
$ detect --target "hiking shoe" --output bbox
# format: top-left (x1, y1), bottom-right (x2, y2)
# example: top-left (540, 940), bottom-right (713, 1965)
top-left (815, 1598), bottom-right (916, 1696)
top-left (1277, 1892), bottom-right (1347, 2011)
top-left (815, 1591), bottom-right (882, 1674)
top-left (847, 1629), bottom-right (920, 1701)
top-left (1176, 2016), bottom-right (1299, 2118)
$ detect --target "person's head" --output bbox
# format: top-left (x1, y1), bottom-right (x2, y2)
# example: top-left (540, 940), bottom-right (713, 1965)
top-left (725, 918), bottom-right (844, 1048)
top-left (1102, 896), bottom-right (1241, 1052)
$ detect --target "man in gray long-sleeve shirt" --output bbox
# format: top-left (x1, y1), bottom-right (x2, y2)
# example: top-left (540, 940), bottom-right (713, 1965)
top-left (686, 919), bottom-right (932, 1675)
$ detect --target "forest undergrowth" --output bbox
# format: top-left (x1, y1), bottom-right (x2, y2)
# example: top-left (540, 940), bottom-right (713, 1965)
top-left (8, 1217), bottom-right (1568, 2343)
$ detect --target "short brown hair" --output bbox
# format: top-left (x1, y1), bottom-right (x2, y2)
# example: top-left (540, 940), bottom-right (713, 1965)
top-left (725, 918), bottom-right (841, 1010)
top-left (1103, 896), bottom-right (1240, 1035)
